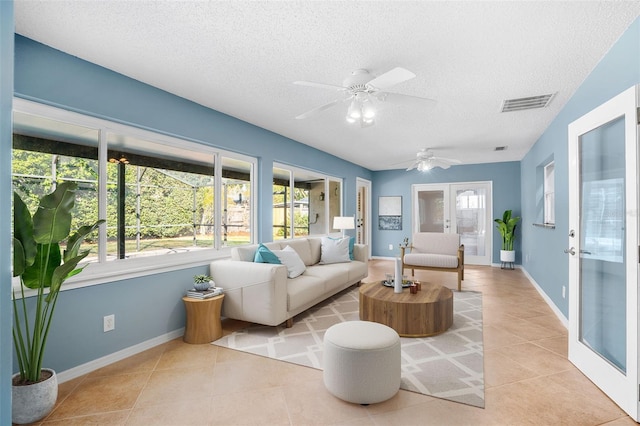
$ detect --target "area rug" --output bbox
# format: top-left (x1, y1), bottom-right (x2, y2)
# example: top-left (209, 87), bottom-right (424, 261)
top-left (212, 287), bottom-right (484, 408)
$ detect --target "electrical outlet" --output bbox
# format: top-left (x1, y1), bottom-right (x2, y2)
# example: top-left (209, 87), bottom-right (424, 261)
top-left (103, 314), bottom-right (115, 332)
top-left (562, 286), bottom-right (566, 299)
top-left (388, 244), bottom-right (394, 251)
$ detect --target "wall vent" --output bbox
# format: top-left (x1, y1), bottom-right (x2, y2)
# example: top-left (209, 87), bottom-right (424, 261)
top-left (501, 93), bottom-right (555, 112)
top-left (494, 146), bottom-right (507, 151)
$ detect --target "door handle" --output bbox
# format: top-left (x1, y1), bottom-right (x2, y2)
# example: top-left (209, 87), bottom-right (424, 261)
top-left (564, 247), bottom-right (576, 255)
top-left (580, 250), bottom-right (592, 255)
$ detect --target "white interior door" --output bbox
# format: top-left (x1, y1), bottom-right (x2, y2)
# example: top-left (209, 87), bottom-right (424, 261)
top-left (356, 177), bottom-right (371, 258)
top-left (568, 85), bottom-right (638, 420)
top-left (412, 182), bottom-right (492, 265)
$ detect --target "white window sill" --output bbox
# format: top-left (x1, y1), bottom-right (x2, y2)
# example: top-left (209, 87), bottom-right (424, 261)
top-left (11, 247), bottom-right (233, 298)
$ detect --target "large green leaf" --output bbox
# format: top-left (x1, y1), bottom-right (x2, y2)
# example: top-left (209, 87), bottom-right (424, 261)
top-left (64, 221), bottom-right (104, 263)
top-left (32, 181), bottom-right (76, 245)
top-left (20, 243), bottom-right (61, 290)
top-left (13, 192), bottom-right (37, 275)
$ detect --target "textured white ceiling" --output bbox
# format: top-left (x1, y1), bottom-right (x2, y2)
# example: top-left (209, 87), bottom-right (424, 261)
top-left (14, 1), bottom-right (640, 170)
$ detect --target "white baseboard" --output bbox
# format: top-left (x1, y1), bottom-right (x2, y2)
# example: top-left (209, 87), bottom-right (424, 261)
top-left (56, 328), bottom-right (185, 384)
top-left (519, 267), bottom-right (568, 328)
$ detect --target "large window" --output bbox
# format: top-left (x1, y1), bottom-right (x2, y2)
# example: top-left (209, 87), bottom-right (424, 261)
top-left (12, 100), bottom-right (255, 277)
top-left (272, 164), bottom-right (342, 239)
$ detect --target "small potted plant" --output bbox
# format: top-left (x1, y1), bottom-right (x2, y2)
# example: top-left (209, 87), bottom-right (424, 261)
top-left (494, 209), bottom-right (520, 267)
top-left (193, 274), bottom-right (213, 291)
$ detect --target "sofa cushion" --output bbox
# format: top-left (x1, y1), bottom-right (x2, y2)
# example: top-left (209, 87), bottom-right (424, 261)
top-left (287, 275), bottom-right (326, 311)
top-left (272, 245), bottom-right (306, 278)
top-left (320, 237), bottom-right (351, 264)
top-left (305, 263), bottom-right (350, 292)
top-left (254, 244), bottom-right (281, 264)
top-left (281, 238), bottom-right (315, 266)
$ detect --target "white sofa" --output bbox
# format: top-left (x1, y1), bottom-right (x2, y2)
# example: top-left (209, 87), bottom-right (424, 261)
top-left (210, 237), bottom-right (368, 327)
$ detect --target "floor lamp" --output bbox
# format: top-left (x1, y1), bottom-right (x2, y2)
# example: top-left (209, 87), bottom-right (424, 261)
top-left (333, 216), bottom-right (355, 237)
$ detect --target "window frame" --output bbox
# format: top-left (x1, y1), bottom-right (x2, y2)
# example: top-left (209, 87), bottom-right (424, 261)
top-left (543, 161), bottom-right (555, 225)
top-left (272, 162), bottom-right (343, 239)
top-left (12, 98), bottom-right (257, 291)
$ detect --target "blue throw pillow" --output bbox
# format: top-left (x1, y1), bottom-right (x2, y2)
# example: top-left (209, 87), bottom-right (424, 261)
top-left (254, 244), bottom-right (281, 264)
top-left (349, 236), bottom-right (355, 260)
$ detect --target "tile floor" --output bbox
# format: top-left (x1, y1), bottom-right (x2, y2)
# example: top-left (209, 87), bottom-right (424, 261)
top-left (28, 260), bottom-right (635, 425)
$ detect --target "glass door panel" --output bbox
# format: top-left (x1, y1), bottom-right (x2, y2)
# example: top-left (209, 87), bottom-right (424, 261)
top-left (416, 189), bottom-right (446, 232)
top-left (452, 184), bottom-right (491, 265)
top-left (579, 116), bottom-right (626, 372)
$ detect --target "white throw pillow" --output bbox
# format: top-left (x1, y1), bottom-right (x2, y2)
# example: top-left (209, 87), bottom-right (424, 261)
top-left (272, 245), bottom-right (306, 278)
top-left (320, 237), bottom-right (351, 264)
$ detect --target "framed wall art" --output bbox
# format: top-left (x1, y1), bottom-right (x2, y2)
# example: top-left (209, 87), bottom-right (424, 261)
top-left (378, 196), bottom-right (402, 230)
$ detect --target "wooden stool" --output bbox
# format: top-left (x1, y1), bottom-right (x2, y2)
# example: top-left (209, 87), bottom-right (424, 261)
top-left (182, 294), bottom-right (224, 344)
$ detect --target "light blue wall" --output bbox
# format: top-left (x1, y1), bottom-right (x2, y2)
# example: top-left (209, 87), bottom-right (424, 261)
top-left (1, 2), bottom-right (14, 422)
top-left (371, 162), bottom-right (521, 261)
top-left (521, 17), bottom-right (640, 318)
top-left (11, 35), bottom-right (371, 374)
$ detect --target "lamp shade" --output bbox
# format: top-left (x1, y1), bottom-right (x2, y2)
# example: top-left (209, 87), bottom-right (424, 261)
top-left (333, 216), bottom-right (355, 230)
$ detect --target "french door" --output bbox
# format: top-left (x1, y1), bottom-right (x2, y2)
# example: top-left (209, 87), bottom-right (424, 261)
top-left (567, 85), bottom-right (639, 420)
top-left (356, 178), bottom-right (372, 258)
top-left (412, 182), bottom-right (492, 265)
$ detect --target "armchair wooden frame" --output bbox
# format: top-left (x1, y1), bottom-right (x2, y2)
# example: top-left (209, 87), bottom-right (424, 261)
top-left (400, 244), bottom-right (465, 291)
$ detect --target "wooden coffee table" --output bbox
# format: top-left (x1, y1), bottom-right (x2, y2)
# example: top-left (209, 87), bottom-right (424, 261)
top-left (359, 281), bottom-right (453, 337)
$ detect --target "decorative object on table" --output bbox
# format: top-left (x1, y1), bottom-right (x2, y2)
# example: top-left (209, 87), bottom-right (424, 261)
top-left (414, 281), bottom-right (421, 291)
top-left (11, 182), bottom-right (105, 424)
top-left (393, 257), bottom-right (403, 293)
top-left (410, 283), bottom-right (418, 294)
top-left (382, 280), bottom-right (412, 288)
top-left (399, 237), bottom-right (409, 249)
top-left (192, 274), bottom-right (213, 291)
top-left (378, 196), bottom-right (402, 230)
top-left (186, 286), bottom-right (224, 299)
top-left (495, 209), bottom-right (520, 270)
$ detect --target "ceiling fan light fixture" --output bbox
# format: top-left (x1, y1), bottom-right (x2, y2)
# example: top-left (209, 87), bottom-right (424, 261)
top-left (346, 99), bottom-right (362, 120)
top-left (417, 160), bottom-right (433, 172)
top-left (362, 102), bottom-right (375, 119)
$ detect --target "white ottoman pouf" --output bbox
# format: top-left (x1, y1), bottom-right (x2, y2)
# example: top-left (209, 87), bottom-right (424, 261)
top-left (323, 320), bottom-right (401, 404)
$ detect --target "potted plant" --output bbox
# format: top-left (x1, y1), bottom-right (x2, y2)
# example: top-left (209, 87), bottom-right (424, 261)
top-left (12, 182), bottom-right (104, 424)
top-left (193, 274), bottom-right (213, 291)
top-left (495, 209), bottom-right (520, 267)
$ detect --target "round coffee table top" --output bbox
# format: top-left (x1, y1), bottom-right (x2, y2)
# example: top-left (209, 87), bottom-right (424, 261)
top-left (359, 281), bottom-right (453, 337)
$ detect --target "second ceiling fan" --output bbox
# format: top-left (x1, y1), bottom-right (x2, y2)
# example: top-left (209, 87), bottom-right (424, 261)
top-left (293, 67), bottom-right (435, 127)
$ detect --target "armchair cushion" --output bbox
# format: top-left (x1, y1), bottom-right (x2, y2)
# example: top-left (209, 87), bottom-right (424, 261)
top-left (404, 253), bottom-right (458, 268)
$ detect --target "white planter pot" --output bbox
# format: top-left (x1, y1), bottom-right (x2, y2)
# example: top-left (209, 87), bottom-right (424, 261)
top-left (12, 368), bottom-right (58, 424)
top-left (500, 250), bottom-right (516, 263)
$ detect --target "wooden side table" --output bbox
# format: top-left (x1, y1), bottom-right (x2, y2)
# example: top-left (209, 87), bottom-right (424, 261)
top-left (182, 294), bottom-right (225, 344)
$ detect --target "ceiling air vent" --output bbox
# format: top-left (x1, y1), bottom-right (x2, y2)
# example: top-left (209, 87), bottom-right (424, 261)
top-left (494, 146), bottom-right (507, 151)
top-left (501, 93), bottom-right (555, 112)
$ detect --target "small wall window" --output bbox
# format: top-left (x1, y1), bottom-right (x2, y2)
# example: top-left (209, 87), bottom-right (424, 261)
top-left (543, 161), bottom-right (555, 225)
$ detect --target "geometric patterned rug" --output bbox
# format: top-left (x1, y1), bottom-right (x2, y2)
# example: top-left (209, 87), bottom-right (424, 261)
top-left (212, 286), bottom-right (484, 408)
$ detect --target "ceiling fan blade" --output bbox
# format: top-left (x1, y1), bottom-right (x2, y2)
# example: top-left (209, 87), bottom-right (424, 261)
top-left (432, 156), bottom-right (462, 164)
top-left (406, 160), bottom-right (420, 171)
top-left (367, 67), bottom-right (415, 90)
top-left (295, 99), bottom-right (341, 120)
top-left (432, 161), bottom-right (452, 170)
top-left (293, 81), bottom-right (347, 91)
top-left (378, 92), bottom-right (437, 107)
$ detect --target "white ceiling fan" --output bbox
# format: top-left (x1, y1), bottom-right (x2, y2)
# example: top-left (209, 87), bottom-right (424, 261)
top-left (406, 148), bottom-right (462, 171)
top-left (293, 67), bottom-right (435, 127)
